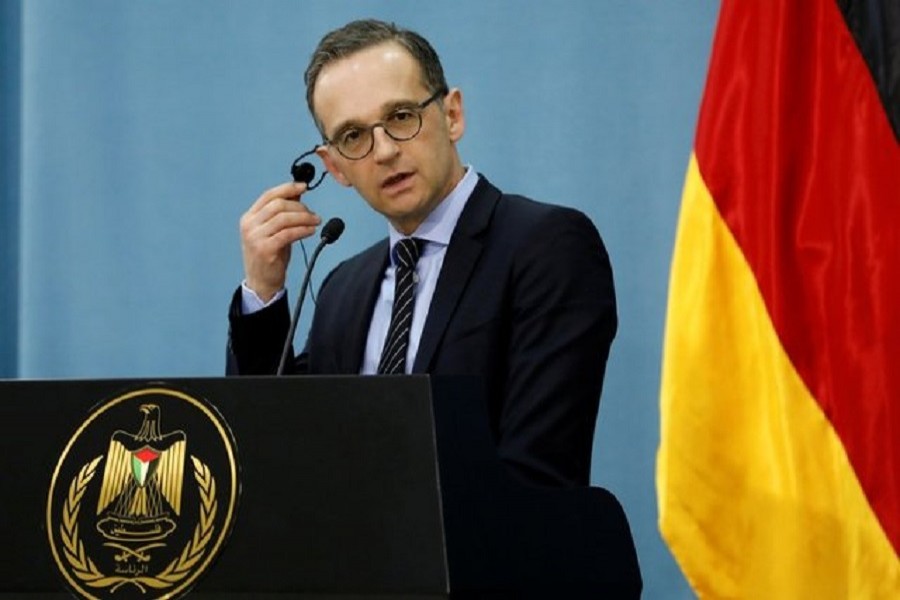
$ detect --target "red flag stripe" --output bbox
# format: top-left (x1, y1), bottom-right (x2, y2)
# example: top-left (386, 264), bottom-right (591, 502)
top-left (695, 0), bottom-right (900, 551)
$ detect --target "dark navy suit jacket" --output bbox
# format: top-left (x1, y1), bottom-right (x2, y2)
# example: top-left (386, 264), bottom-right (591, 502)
top-left (227, 175), bottom-right (617, 487)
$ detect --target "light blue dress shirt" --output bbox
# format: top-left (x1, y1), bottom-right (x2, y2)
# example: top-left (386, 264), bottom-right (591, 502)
top-left (242, 166), bottom-right (479, 375)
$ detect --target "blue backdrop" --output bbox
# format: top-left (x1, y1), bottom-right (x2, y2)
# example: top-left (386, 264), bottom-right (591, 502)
top-left (0, 1), bottom-right (719, 597)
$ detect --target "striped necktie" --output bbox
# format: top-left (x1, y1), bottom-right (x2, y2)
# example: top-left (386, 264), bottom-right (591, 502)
top-left (377, 237), bottom-right (424, 374)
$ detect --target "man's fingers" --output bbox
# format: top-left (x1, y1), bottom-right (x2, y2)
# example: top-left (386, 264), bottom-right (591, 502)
top-left (269, 224), bottom-right (320, 247)
top-left (247, 181), bottom-right (307, 215)
top-left (242, 204), bottom-right (320, 240)
top-left (253, 196), bottom-right (319, 226)
top-left (241, 192), bottom-right (321, 240)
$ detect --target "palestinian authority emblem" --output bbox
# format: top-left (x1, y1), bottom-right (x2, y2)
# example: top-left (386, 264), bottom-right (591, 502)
top-left (46, 386), bottom-right (239, 599)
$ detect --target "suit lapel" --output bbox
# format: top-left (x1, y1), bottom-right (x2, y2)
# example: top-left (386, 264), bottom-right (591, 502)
top-left (413, 176), bottom-right (501, 372)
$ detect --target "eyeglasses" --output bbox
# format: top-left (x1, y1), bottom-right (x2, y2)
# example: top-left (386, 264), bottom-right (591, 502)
top-left (323, 88), bottom-right (447, 160)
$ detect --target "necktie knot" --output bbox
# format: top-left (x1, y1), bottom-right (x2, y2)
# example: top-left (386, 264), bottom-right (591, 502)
top-left (394, 237), bottom-right (423, 270)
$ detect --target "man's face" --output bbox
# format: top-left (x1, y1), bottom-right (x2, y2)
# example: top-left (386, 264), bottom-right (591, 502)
top-left (313, 42), bottom-right (465, 235)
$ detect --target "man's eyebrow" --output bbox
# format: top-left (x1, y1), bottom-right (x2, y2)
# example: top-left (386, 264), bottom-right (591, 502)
top-left (328, 98), bottom-right (420, 137)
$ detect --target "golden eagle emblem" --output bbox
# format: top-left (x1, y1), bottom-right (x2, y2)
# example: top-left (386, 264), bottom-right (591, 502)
top-left (96, 404), bottom-right (186, 560)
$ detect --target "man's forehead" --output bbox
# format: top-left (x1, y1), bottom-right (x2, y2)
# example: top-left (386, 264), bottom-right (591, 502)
top-left (313, 42), bottom-right (427, 124)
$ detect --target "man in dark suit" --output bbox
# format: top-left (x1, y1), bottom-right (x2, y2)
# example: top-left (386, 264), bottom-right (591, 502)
top-left (227, 19), bottom-right (617, 488)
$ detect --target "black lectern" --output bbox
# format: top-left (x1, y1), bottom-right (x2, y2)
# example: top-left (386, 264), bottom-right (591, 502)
top-left (0, 376), bottom-right (641, 598)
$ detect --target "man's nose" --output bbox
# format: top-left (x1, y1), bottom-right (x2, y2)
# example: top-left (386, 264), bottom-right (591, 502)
top-left (371, 126), bottom-right (400, 162)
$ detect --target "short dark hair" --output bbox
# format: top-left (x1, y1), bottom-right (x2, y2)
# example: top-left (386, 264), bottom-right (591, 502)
top-left (304, 19), bottom-right (448, 132)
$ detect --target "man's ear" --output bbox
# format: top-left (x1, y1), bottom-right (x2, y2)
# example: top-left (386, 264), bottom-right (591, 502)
top-left (443, 88), bottom-right (465, 143)
top-left (316, 145), bottom-right (352, 187)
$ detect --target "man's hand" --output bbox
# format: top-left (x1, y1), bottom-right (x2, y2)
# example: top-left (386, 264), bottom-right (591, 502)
top-left (240, 181), bottom-right (322, 302)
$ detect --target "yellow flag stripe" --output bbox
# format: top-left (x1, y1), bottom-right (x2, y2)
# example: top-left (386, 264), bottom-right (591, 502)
top-left (658, 154), bottom-right (899, 598)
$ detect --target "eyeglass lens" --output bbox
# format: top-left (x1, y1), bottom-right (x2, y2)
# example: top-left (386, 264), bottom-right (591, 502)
top-left (336, 110), bottom-right (422, 159)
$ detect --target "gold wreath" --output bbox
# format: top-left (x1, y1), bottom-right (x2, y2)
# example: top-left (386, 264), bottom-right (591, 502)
top-left (60, 455), bottom-right (217, 594)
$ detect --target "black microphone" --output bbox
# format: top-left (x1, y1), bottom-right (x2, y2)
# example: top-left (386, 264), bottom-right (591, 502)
top-left (276, 217), bottom-right (345, 375)
top-left (319, 216), bottom-right (345, 243)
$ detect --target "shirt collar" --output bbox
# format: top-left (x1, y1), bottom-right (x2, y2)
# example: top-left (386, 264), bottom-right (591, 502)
top-left (387, 166), bottom-right (478, 261)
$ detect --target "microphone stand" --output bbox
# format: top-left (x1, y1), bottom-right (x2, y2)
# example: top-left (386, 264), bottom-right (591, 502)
top-left (276, 218), bottom-right (344, 375)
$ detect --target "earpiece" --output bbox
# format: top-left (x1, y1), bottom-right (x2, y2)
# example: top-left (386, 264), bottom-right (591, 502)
top-left (291, 146), bottom-right (327, 190)
top-left (291, 160), bottom-right (315, 185)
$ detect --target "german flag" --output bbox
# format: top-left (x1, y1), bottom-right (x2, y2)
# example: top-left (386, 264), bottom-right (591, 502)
top-left (658, 0), bottom-right (899, 596)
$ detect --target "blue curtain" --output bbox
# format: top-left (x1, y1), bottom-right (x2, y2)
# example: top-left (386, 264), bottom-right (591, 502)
top-left (0, 0), bottom-right (20, 377)
top-left (0, 2), bottom-right (717, 597)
